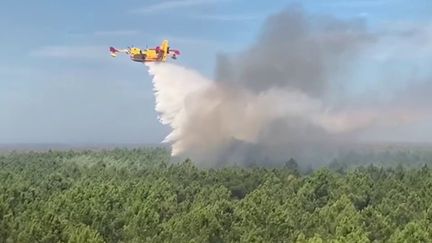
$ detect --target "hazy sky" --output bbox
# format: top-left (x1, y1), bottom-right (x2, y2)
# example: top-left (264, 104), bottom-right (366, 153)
top-left (1, 0), bottom-right (432, 144)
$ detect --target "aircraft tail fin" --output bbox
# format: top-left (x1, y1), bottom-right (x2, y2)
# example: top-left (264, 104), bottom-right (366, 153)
top-left (110, 47), bottom-right (119, 57)
top-left (110, 46), bottom-right (129, 57)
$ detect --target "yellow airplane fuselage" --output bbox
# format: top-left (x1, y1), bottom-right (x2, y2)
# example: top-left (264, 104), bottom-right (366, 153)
top-left (129, 40), bottom-right (169, 62)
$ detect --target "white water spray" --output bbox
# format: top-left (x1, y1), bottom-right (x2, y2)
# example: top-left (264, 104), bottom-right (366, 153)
top-left (145, 62), bottom-right (390, 163)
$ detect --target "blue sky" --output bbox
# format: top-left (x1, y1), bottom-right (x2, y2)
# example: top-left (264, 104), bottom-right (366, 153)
top-left (1, 0), bottom-right (432, 144)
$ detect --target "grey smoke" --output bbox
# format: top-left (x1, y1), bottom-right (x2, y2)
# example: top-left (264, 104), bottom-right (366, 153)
top-left (148, 6), bottom-right (432, 167)
top-left (216, 6), bottom-right (374, 97)
top-left (212, 7), bottom-right (376, 165)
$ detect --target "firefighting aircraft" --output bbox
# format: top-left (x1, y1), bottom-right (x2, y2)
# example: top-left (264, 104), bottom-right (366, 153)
top-left (109, 39), bottom-right (180, 63)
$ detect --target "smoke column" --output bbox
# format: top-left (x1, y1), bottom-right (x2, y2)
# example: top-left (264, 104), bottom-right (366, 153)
top-left (146, 6), bottom-right (432, 167)
top-left (146, 62), bottom-right (405, 166)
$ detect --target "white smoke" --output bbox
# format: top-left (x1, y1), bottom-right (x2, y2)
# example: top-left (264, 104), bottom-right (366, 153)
top-left (144, 7), bottom-right (432, 166)
top-left (146, 62), bottom-right (396, 164)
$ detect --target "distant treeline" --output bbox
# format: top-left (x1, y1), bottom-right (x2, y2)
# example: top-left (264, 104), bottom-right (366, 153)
top-left (1, 148), bottom-right (432, 242)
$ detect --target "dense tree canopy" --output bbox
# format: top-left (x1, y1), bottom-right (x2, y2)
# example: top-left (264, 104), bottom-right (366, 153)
top-left (1, 148), bottom-right (431, 242)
